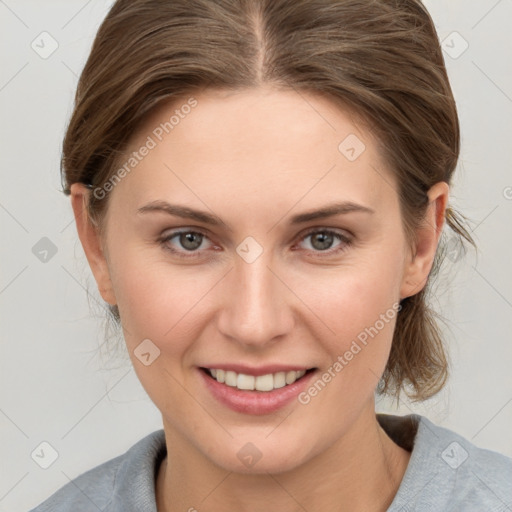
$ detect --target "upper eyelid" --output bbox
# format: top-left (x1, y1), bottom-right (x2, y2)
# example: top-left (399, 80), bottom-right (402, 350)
top-left (160, 226), bottom-right (350, 237)
top-left (301, 226), bottom-right (351, 237)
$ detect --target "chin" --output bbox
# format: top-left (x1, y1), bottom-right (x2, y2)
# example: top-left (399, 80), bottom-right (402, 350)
top-left (203, 434), bottom-right (314, 475)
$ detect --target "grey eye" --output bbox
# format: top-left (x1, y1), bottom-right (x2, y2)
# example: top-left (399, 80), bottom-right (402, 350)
top-left (178, 232), bottom-right (204, 250)
top-left (309, 232), bottom-right (335, 251)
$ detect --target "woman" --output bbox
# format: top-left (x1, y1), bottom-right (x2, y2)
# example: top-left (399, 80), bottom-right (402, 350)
top-left (30, 0), bottom-right (512, 510)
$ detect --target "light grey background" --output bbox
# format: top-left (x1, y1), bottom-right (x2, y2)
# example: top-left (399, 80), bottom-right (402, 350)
top-left (1, 1), bottom-right (511, 511)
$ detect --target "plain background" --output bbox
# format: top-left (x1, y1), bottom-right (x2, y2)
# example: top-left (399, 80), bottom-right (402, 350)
top-left (0, 1), bottom-right (511, 510)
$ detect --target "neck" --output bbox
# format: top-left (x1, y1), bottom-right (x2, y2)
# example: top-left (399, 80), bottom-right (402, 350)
top-left (156, 406), bottom-right (411, 512)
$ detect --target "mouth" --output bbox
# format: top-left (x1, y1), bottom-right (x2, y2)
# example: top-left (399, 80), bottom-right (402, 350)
top-left (200, 367), bottom-right (316, 392)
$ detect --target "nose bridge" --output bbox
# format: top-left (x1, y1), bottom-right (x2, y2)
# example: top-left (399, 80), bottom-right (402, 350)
top-left (217, 250), bottom-right (293, 347)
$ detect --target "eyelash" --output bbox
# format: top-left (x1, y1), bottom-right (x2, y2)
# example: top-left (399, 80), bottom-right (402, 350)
top-left (157, 228), bottom-right (353, 260)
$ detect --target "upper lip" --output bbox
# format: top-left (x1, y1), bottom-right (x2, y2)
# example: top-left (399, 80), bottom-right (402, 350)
top-left (199, 364), bottom-right (315, 377)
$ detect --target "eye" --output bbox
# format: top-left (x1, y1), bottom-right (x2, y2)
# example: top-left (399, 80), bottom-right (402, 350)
top-left (296, 228), bottom-right (352, 256)
top-left (158, 227), bottom-right (352, 260)
top-left (159, 229), bottom-right (214, 258)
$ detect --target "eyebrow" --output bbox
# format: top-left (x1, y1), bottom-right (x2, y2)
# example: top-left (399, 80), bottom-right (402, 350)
top-left (136, 200), bottom-right (375, 228)
top-left (137, 201), bottom-right (230, 229)
top-left (289, 202), bottom-right (375, 223)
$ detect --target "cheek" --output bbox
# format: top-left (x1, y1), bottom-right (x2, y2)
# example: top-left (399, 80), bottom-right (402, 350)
top-left (108, 251), bottom-right (214, 410)
top-left (289, 249), bottom-right (403, 346)
top-left (289, 249), bottom-right (403, 401)
top-left (108, 246), bottom-right (221, 352)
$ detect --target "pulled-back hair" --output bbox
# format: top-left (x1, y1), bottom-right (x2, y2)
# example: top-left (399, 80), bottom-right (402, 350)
top-left (61, 0), bottom-right (475, 401)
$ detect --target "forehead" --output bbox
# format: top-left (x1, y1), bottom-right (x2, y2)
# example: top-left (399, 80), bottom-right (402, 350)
top-left (109, 87), bottom-right (397, 217)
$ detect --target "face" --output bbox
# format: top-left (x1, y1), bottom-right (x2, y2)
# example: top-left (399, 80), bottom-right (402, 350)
top-left (74, 87), bottom-right (437, 474)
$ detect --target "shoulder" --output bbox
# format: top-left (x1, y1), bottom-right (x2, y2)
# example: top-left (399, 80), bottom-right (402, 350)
top-left (29, 429), bottom-right (166, 512)
top-left (381, 414), bottom-right (512, 512)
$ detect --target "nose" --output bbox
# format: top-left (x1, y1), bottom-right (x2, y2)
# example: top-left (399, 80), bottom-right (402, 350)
top-left (216, 252), bottom-right (294, 349)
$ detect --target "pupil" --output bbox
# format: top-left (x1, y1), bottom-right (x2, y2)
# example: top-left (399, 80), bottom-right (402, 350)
top-left (312, 232), bottom-right (333, 250)
top-left (180, 232), bottom-right (202, 250)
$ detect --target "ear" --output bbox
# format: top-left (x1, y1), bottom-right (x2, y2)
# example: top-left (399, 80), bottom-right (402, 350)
top-left (70, 183), bottom-right (117, 306)
top-left (400, 181), bottom-right (449, 300)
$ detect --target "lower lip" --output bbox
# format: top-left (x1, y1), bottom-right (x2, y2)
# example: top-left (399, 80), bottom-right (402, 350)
top-left (198, 368), bottom-right (317, 415)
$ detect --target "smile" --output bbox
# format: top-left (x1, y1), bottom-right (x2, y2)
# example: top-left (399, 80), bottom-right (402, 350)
top-left (199, 365), bottom-right (318, 414)
top-left (205, 368), bottom-right (309, 391)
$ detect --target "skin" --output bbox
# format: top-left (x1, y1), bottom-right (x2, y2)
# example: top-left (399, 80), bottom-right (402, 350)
top-left (71, 86), bottom-right (448, 512)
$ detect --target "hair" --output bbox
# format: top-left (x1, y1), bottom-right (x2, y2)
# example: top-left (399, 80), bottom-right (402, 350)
top-left (61, 0), bottom-right (476, 401)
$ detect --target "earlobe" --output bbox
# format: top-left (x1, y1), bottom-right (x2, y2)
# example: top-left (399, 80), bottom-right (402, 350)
top-left (399, 181), bottom-right (449, 300)
top-left (70, 183), bottom-right (117, 306)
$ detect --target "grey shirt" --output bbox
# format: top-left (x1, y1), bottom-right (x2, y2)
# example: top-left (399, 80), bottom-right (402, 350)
top-left (29, 414), bottom-right (512, 511)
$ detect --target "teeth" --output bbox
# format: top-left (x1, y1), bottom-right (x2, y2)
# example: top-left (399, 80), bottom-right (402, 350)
top-left (225, 371), bottom-right (237, 387)
top-left (237, 373), bottom-right (255, 390)
top-left (273, 372), bottom-right (286, 389)
top-left (286, 371), bottom-right (297, 385)
top-left (208, 368), bottom-right (308, 391)
top-left (255, 373), bottom-right (274, 391)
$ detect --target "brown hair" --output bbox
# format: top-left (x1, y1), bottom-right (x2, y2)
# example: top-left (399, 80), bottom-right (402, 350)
top-left (62, 0), bottom-right (476, 401)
